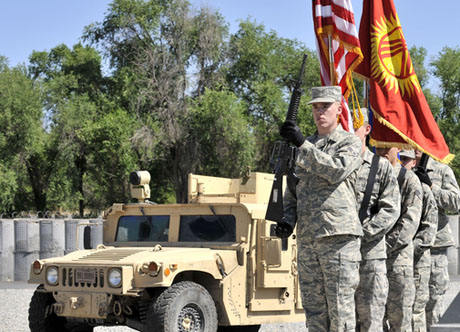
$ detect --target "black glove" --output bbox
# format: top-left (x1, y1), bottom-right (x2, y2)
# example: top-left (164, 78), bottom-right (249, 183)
top-left (275, 222), bottom-right (293, 239)
top-left (414, 168), bottom-right (432, 187)
top-left (279, 120), bottom-right (305, 147)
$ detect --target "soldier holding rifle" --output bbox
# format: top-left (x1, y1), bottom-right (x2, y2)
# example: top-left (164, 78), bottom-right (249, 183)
top-left (279, 86), bottom-right (363, 332)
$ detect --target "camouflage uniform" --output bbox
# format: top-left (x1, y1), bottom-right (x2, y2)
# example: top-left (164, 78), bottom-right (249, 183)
top-left (385, 164), bottom-right (423, 332)
top-left (413, 181), bottom-right (438, 332)
top-left (355, 149), bottom-right (400, 332)
top-left (284, 125), bottom-right (363, 332)
top-left (425, 158), bottom-right (460, 330)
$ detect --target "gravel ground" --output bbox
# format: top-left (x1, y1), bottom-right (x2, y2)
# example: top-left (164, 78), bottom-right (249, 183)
top-left (2, 277), bottom-right (459, 332)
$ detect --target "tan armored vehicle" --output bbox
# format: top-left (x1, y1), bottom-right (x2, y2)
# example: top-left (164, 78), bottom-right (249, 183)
top-left (28, 171), bottom-right (305, 332)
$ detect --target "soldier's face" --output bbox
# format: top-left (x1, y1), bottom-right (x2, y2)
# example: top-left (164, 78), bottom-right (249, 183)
top-left (312, 102), bottom-right (342, 135)
top-left (354, 123), bottom-right (371, 146)
top-left (414, 149), bottom-right (423, 161)
top-left (400, 156), bottom-right (416, 170)
top-left (375, 147), bottom-right (401, 165)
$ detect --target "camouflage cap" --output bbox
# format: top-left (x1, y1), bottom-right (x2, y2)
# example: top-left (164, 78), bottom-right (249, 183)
top-left (307, 86), bottom-right (342, 105)
top-left (400, 150), bottom-right (415, 159)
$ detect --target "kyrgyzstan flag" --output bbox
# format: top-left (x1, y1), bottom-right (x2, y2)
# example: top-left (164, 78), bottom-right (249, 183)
top-left (313, 0), bottom-right (363, 132)
top-left (355, 0), bottom-right (453, 163)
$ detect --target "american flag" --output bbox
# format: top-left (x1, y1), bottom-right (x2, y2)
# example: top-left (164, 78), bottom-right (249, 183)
top-left (312, 0), bottom-right (363, 132)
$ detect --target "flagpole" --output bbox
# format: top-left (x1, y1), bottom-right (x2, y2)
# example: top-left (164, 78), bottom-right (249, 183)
top-left (328, 34), bottom-right (336, 85)
top-left (363, 80), bottom-right (368, 108)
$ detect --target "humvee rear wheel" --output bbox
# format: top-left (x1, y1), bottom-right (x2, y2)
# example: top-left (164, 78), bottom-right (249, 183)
top-left (29, 287), bottom-right (93, 332)
top-left (148, 281), bottom-right (218, 332)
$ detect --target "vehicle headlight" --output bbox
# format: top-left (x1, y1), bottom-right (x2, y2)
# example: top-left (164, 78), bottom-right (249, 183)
top-left (46, 266), bottom-right (59, 286)
top-left (108, 268), bottom-right (122, 288)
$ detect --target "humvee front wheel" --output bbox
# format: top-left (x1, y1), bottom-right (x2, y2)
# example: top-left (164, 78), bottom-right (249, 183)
top-left (148, 281), bottom-right (218, 332)
top-left (29, 287), bottom-right (93, 332)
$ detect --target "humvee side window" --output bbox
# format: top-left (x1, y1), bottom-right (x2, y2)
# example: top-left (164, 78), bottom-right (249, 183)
top-left (179, 215), bottom-right (236, 242)
top-left (116, 215), bottom-right (170, 242)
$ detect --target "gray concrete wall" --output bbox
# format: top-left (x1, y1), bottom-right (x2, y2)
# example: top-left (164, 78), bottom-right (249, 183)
top-left (0, 218), bottom-right (103, 281)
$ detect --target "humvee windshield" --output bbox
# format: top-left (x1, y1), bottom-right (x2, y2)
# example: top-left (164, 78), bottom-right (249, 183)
top-left (116, 215), bottom-right (170, 242)
top-left (179, 215), bottom-right (236, 242)
top-left (114, 214), bottom-right (236, 243)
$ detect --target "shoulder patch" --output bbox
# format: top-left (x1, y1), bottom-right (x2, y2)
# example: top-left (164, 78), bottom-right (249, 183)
top-left (347, 146), bottom-right (360, 158)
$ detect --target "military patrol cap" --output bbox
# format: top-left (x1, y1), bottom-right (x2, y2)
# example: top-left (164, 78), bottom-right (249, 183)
top-left (307, 86), bottom-right (342, 105)
top-left (399, 150), bottom-right (415, 159)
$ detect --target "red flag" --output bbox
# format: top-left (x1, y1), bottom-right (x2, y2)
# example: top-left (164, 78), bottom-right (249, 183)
top-left (313, 0), bottom-right (363, 132)
top-left (356, 0), bottom-right (453, 163)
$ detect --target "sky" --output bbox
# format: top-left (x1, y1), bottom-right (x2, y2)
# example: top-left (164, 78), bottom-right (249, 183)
top-left (1, 0), bottom-right (459, 89)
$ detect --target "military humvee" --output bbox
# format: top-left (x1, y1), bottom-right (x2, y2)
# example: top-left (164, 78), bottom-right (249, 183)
top-left (28, 171), bottom-right (305, 332)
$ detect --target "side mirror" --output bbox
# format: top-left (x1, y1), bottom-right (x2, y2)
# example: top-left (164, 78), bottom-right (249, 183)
top-left (263, 237), bottom-right (282, 267)
top-left (83, 226), bottom-right (92, 249)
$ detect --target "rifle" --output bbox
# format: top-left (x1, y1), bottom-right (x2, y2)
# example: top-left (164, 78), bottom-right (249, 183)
top-left (413, 152), bottom-right (432, 187)
top-left (417, 153), bottom-right (429, 171)
top-left (265, 54), bottom-right (308, 224)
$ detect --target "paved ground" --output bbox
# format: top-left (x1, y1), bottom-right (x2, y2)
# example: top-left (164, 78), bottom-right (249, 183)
top-left (2, 276), bottom-right (460, 332)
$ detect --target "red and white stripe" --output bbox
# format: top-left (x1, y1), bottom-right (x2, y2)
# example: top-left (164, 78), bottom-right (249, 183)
top-left (313, 0), bottom-right (363, 132)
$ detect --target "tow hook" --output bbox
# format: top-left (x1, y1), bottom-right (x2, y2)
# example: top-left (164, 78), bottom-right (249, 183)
top-left (69, 297), bottom-right (82, 310)
top-left (113, 300), bottom-right (123, 316)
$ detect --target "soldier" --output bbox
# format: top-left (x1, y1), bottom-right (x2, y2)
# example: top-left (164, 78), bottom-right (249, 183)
top-left (400, 150), bottom-right (438, 332)
top-left (413, 150), bottom-right (460, 330)
top-left (375, 147), bottom-right (423, 332)
top-left (354, 110), bottom-right (400, 332)
top-left (279, 86), bottom-right (363, 332)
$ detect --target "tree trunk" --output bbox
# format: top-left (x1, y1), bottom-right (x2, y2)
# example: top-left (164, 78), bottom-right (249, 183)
top-left (75, 155), bottom-right (86, 217)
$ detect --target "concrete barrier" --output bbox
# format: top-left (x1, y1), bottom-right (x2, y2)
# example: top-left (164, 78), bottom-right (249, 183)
top-left (39, 219), bottom-right (65, 259)
top-left (0, 220), bottom-right (14, 281)
top-left (0, 218), bottom-right (105, 281)
top-left (14, 219), bottom-right (40, 281)
top-left (64, 219), bottom-right (85, 255)
top-left (89, 219), bottom-right (104, 248)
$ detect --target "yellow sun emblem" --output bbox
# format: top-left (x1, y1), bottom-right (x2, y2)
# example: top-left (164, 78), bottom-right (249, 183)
top-left (370, 13), bottom-right (421, 97)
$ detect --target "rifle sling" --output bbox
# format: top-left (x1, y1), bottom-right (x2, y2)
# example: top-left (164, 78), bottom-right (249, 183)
top-left (359, 154), bottom-right (380, 222)
top-left (398, 167), bottom-right (407, 188)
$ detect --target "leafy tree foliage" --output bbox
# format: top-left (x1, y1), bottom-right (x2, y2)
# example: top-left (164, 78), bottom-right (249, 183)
top-left (84, 0), bottom-right (243, 203)
top-left (0, 59), bottom-right (45, 212)
top-left (2, 0), bottom-right (459, 215)
top-left (226, 19), bottom-right (320, 172)
top-left (28, 44), bottom-right (137, 216)
top-left (430, 47), bottom-right (460, 178)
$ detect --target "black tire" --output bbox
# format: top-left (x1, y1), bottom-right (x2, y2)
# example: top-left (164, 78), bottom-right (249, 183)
top-left (28, 287), bottom-right (94, 332)
top-left (29, 288), bottom-right (68, 332)
top-left (218, 325), bottom-right (261, 332)
top-left (147, 281), bottom-right (218, 332)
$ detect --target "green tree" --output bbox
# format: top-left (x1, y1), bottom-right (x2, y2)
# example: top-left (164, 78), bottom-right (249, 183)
top-left (226, 19), bottom-right (320, 172)
top-left (28, 44), bottom-right (135, 215)
top-left (84, 0), bottom-right (233, 202)
top-left (190, 88), bottom-right (254, 177)
top-left (430, 46), bottom-right (460, 177)
top-left (0, 59), bottom-right (46, 212)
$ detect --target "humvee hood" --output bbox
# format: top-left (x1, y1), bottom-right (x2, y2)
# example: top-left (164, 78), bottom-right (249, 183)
top-left (45, 246), bottom-right (237, 266)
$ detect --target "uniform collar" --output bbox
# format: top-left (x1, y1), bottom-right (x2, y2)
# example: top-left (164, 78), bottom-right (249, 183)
top-left (362, 148), bottom-right (374, 164)
top-left (313, 125), bottom-right (343, 144)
